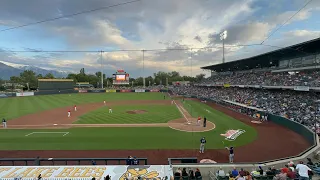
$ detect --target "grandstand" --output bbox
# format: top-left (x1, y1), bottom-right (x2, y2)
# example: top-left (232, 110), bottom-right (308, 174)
top-left (170, 38), bottom-right (320, 179)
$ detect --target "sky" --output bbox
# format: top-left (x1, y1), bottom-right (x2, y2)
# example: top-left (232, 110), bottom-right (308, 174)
top-left (0, 0), bottom-right (320, 78)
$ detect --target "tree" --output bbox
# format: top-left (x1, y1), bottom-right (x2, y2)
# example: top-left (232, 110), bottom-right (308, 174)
top-left (80, 68), bottom-right (85, 75)
top-left (44, 73), bottom-right (55, 79)
top-left (36, 74), bottom-right (43, 79)
top-left (19, 70), bottom-right (37, 88)
top-left (195, 73), bottom-right (206, 82)
top-left (95, 72), bottom-right (106, 79)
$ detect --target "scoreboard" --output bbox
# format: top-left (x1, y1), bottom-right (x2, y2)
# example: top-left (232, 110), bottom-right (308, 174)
top-left (112, 69), bottom-right (129, 85)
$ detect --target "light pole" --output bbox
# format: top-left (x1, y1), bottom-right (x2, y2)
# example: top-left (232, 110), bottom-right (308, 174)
top-left (100, 51), bottom-right (104, 89)
top-left (142, 50), bottom-right (145, 88)
top-left (220, 30), bottom-right (227, 63)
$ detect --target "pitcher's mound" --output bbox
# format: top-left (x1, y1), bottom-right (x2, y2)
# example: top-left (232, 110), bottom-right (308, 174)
top-left (126, 110), bottom-right (147, 114)
top-left (168, 118), bottom-right (215, 132)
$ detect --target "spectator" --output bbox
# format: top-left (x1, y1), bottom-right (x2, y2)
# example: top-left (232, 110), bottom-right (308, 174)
top-left (195, 168), bottom-right (202, 179)
top-left (217, 167), bottom-right (226, 177)
top-left (229, 174), bottom-right (235, 180)
top-left (104, 175), bottom-right (111, 180)
top-left (307, 158), bottom-right (314, 166)
top-left (91, 160), bottom-right (96, 165)
top-left (286, 168), bottom-right (297, 180)
top-left (231, 167), bottom-right (239, 177)
top-left (257, 166), bottom-right (263, 175)
top-left (133, 157), bottom-right (139, 165)
top-left (273, 169), bottom-right (287, 180)
top-left (188, 168), bottom-right (195, 180)
top-left (181, 168), bottom-right (188, 177)
top-left (126, 156), bottom-right (133, 165)
top-left (236, 174), bottom-right (245, 180)
top-left (296, 161), bottom-right (312, 180)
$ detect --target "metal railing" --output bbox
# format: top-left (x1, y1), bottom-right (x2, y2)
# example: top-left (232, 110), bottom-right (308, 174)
top-left (0, 157), bottom-right (148, 166)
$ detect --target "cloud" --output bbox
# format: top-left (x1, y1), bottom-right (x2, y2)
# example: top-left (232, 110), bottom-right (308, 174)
top-left (0, 0), bottom-right (320, 78)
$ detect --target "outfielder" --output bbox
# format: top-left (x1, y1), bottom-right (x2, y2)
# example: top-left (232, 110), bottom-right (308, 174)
top-left (74, 105), bottom-right (77, 111)
top-left (104, 100), bottom-right (106, 106)
top-left (199, 137), bottom-right (206, 153)
top-left (109, 107), bottom-right (112, 113)
top-left (68, 110), bottom-right (71, 118)
top-left (2, 118), bottom-right (7, 128)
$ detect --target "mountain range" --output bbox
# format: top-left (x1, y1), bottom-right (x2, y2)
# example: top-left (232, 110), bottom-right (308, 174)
top-left (0, 61), bottom-right (69, 80)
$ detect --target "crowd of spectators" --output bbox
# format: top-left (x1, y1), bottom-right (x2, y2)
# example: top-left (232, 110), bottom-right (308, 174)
top-left (174, 167), bottom-right (202, 179)
top-left (171, 86), bottom-right (320, 130)
top-left (211, 158), bottom-right (318, 180)
top-left (199, 70), bottom-right (320, 87)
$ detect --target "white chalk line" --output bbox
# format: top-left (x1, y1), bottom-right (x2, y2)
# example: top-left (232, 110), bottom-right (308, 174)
top-left (25, 132), bottom-right (69, 137)
top-left (168, 122), bottom-right (216, 133)
top-left (173, 100), bottom-right (190, 123)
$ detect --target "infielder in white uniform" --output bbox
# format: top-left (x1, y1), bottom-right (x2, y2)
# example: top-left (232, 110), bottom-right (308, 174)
top-left (104, 100), bottom-right (106, 105)
top-left (109, 107), bottom-right (112, 113)
top-left (2, 118), bottom-right (7, 128)
top-left (74, 105), bottom-right (77, 111)
top-left (68, 110), bottom-right (71, 117)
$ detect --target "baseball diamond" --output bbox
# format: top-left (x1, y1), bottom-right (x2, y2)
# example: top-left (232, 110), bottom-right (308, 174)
top-left (0, 92), bottom-right (311, 164)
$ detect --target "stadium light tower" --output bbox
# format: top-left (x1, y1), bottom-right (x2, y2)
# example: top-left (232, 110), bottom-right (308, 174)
top-left (100, 51), bottom-right (104, 89)
top-left (220, 30), bottom-right (227, 63)
top-left (142, 50), bottom-right (145, 88)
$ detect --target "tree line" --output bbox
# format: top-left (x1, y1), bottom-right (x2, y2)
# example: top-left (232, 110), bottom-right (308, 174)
top-left (0, 68), bottom-right (206, 90)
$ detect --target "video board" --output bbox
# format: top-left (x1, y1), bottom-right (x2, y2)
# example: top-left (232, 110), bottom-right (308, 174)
top-left (113, 69), bottom-right (129, 85)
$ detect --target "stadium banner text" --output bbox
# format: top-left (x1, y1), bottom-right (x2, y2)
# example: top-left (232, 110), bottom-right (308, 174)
top-left (120, 89), bottom-right (133, 93)
top-left (150, 89), bottom-right (160, 92)
top-left (0, 165), bottom-right (173, 179)
top-left (135, 89), bottom-right (145, 93)
top-left (16, 92), bottom-right (34, 97)
top-left (88, 90), bottom-right (105, 93)
top-left (0, 94), bottom-right (8, 98)
top-left (78, 90), bottom-right (88, 93)
top-left (294, 86), bottom-right (310, 92)
top-left (106, 89), bottom-right (116, 93)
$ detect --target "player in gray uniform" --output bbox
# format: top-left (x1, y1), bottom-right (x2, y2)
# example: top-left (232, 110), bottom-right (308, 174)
top-left (199, 137), bottom-right (206, 153)
top-left (2, 118), bottom-right (7, 128)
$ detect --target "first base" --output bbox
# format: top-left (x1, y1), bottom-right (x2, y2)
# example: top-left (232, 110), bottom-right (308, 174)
top-left (53, 124), bottom-right (57, 126)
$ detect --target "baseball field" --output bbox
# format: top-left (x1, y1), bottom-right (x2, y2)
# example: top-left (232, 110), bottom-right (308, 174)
top-left (0, 92), bottom-right (311, 164)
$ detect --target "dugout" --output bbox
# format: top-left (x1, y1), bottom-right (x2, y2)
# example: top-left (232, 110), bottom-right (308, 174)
top-left (38, 79), bottom-right (74, 91)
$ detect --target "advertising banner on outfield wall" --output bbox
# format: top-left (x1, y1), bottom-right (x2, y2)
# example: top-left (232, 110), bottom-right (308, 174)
top-left (78, 89), bottom-right (88, 93)
top-left (150, 89), bottom-right (160, 92)
top-left (120, 89), bottom-right (132, 93)
top-left (294, 86), bottom-right (310, 92)
top-left (16, 92), bottom-right (34, 97)
top-left (0, 94), bottom-right (8, 98)
top-left (0, 165), bottom-right (173, 179)
top-left (106, 89), bottom-right (117, 93)
top-left (135, 89), bottom-right (145, 93)
top-left (88, 89), bottom-right (105, 93)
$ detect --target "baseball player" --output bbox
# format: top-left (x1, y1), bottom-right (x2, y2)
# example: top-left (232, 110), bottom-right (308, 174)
top-left (203, 117), bottom-right (207, 127)
top-left (2, 118), bottom-right (7, 128)
top-left (68, 110), bottom-right (71, 118)
top-left (171, 100), bottom-right (174, 104)
top-left (199, 137), bottom-right (206, 153)
top-left (104, 100), bottom-right (106, 106)
top-left (74, 105), bottom-right (77, 111)
top-left (197, 116), bottom-right (201, 125)
top-left (109, 107), bottom-right (112, 113)
top-left (226, 146), bottom-right (235, 163)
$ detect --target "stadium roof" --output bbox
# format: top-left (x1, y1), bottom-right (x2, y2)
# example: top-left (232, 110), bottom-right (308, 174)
top-left (201, 38), bottom-right (320, 72)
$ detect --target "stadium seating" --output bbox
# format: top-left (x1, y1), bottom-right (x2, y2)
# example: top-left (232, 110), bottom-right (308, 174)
top-left (199, 70), bottom-right (320, 87)
top-left (171, 85), bottom-right (319, 131)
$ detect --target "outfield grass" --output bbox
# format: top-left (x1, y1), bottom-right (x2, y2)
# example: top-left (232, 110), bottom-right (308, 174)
top-left (0, 97), bottom-right (257, 150)
top-left (0, 93), bottom-right (166, 120)
top-left (76, 104), bottom-right (181, 124)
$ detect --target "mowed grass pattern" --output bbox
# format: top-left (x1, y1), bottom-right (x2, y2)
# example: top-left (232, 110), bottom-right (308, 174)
top-left (0, 93), bottom-right (166, 120)
top-left (182, 100), bottom-right (258, 147)
top-left (75, 105), bottom-right (181, 124)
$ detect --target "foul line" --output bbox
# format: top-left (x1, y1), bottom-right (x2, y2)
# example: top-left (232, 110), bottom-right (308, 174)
top-left (173, 100), bottom-right (190, 123)
top-left (25, 132), bottom-right (69, 137)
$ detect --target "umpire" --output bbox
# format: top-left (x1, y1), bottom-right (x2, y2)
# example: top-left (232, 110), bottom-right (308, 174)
top-left (203, 117), bottom-right (207, 127)
top-left (199, 137), bottom-right (206, 153)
